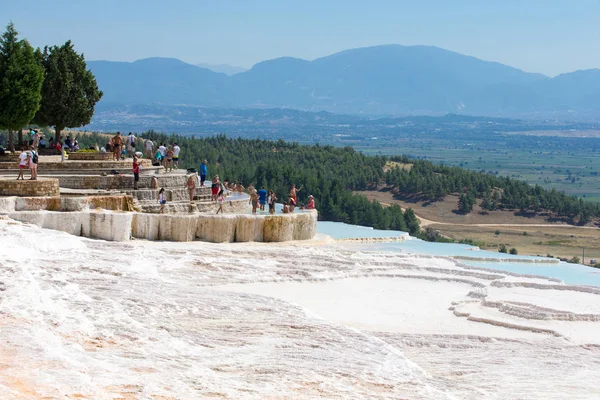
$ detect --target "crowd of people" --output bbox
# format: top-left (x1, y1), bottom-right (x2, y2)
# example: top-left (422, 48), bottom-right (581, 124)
top-left (156, 171), bottom-right (316, 215)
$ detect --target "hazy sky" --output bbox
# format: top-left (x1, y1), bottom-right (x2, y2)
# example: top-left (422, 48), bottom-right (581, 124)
top-left (1, 0), bottom-right (599, 76)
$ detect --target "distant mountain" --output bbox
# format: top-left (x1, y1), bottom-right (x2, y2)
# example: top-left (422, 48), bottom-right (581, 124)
top-left (87, 45), bottom-right (600, 118)
top-left (195, 63), bottom-right (247, 75)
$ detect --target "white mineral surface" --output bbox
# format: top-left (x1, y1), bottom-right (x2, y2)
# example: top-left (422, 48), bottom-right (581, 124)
top-left (0, 218), bottom-right (599, 399)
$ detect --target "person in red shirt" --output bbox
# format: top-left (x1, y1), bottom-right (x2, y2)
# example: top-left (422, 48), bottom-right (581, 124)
top-left (132, 156), bottom-right (141, 190)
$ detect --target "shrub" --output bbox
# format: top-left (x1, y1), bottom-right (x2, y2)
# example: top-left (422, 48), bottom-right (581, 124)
top-left (495, 230), bottom-right (501, 235)
top-left (498, 244), bottom-right (508, 253)
top-left (509, 248), bottom-right (518, 255)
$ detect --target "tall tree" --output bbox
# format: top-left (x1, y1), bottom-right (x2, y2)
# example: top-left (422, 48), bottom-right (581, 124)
top-left (0, 22), bottom-right (44, 152)
top-left (34, 40), bottom-right (103, 142)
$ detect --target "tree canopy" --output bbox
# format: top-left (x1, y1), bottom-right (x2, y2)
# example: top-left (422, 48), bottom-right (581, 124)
top-left (0, 22), bottom-right (44, 151)
top-left (34, 40), bottom-right (103, 142)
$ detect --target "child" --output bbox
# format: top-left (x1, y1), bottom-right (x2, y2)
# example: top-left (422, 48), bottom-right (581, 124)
top-left (216, 189), bottom-right (224, 214)
top-left (157, 188), bottom-right (166, 214)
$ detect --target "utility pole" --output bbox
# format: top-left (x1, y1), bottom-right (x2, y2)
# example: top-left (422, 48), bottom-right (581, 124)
top-left (582, 247), bottom-right (585, 265)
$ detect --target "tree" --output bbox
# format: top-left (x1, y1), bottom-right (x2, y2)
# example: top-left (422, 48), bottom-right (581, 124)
top-left (0, 22), bottom-right (44, 152)
top-left (34, 40), bottom-right (103, 142)
top-left (498, 244), bottom-right (508, 253)
top-left (457, 192), bottom-right (475, 213)
top-left (403, 208), bottom-right (420, 235)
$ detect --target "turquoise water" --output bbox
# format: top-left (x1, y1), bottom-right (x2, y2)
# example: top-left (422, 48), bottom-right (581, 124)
top-left (317, 221), bottom-right (600, 287)
top-left (318, 221), bottom-right (408, 239)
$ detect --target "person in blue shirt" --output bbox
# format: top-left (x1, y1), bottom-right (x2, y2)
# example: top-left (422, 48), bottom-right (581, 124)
top-left (257, 186), bottom-right (268, 211)
top-left (199, 160), bottom-right (208, 187)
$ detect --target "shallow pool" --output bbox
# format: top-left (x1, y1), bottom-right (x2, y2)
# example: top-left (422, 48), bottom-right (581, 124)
top-left (317, 220), bottom-right (600, 286)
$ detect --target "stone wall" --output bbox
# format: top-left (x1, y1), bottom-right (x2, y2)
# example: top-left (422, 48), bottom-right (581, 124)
top-left (68, 152), bottom-right (113, 161)
top-left (55, 174), bottom-right (188, 190)
top-left (0, 179), bottom-right (60, 197)
top-left (7, 210), bottom-right (132, 241)
top-left (132, 210), bottom-right (317, 242)
top-left (7, 209), bottom-right (318, 243)
top-left (0, 195), bottom-right (134, 213)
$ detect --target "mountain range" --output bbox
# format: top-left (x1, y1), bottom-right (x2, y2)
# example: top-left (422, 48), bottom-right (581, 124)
top-left (88, 45), bottom-right (600, 118)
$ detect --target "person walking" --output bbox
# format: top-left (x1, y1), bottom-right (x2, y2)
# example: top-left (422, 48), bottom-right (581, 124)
top-left (111, 132), bottom-right (123, 161)
top-left (16, 149), bottom-right (28, 180)
top-left (172, 143), bottom-right (181, 169)
top-left (29, 146), bottom-right (38, 180)
top-left (185, 173), bottom-right (196, 203)
top-left (132, 155), bottom-right (141, 190)
top-left (199, 160), bottom-right (208, 187)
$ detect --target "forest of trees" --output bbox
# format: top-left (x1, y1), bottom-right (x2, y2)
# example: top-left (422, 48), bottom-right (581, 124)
top-left (385, 156), bottom-right (600, 224)
top-left (79, 131), bottom-right (419, 234)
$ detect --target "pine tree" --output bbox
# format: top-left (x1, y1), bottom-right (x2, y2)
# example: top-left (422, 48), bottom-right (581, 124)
top-left (0, 23), bottom-right (44, 152)
top-left (34, 40), bottom-right (103, 142)
top-left (403, 208), bottom-right (420, 235)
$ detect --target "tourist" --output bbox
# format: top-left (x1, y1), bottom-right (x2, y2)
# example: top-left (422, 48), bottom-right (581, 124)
top-left (16, 149), bottom-right (28, 180)
top-left (29, 146), bottom-right (38, 180)
top-left (257, 186), bottom-right (268, 212)
top-left (267, 189), bottom-right (278, 214)
top-left (28, 128), bottom-right (35, 146)
top-left (111, 132), bottom-right (123, 161)
top-left (48, 137), bottom-right (54, 149)
top-left (199, 160), bottom-right (208, 187)
top-left (32, 130), bottom-right (40, 151)
top-left (132, 156), bottom-right (141, 190)
top-left (305, 195), bottom-right (315, 209)
top-left (158, 143), bottom-right (167, 168)
top-left (185, 173), bottom-right (196, 203)
top-left (216, 189), bottom-right (224, 214)
top-left (289, 184), bottom-right (302, 205)
top-left (249, 187), bottom-right (258, 214)
top-left (144, 138), bottom-right (154, 159)
top-left (72, 140), bottom-right (79, 152)
top-left (288, 197), bottom-right (297, 212)
top-left (282, 203), bottom-right (290, 213)
top-left (157, 188), bottom-right (167, 213)
top-left (151, 175), bottom-right (159, 189)
top-left (65, 136), bottom-right (72, 149)
top-left (236, 182), bottom-right (245, 193)
top-left (126, 132), bottom-right (136, 158)
top-left (172, 142), bottom-right (181, 169)
top-left (211, 175), bottom-right (220, 201)
top-left (165, 146), bottom-right (174, 172)
top-left (39, 135), bottom-right (47, 149)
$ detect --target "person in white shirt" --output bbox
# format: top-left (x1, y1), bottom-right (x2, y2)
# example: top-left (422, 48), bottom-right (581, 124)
top-left (126, 132), bottom-right (136, 158)
top-left (144, 139), bottom-right (154, 159)
top-left (158, 143), bottom-right (167, 168)
top-left (172, 143), bottom-right (181, 169)
top-left (17, 149), bottom-right (30, 180)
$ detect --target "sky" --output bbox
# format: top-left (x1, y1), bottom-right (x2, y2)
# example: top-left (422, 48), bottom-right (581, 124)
top-left (1, 0), bottom-right (599, 77)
